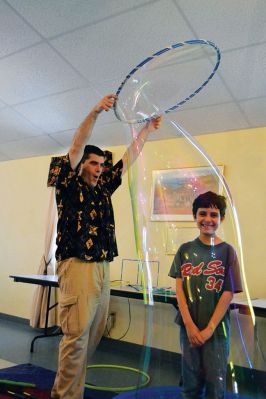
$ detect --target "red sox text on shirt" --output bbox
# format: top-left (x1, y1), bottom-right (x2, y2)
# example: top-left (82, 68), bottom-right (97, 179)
top-left (181, 260), bottom-right (225, 293)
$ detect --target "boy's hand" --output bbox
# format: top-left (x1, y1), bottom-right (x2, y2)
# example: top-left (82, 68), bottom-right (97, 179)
top-left (185, 322), bottom-right (205, 347)
top-left (200, 326), bottom-right (214, 343)
top-left (94, 94), bottom-right (117, 113)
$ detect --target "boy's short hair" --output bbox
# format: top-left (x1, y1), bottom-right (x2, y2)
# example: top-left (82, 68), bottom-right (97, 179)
top-left (192, 191), bottom-right (227, 218)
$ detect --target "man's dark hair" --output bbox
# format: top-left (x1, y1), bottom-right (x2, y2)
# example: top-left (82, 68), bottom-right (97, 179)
top-left (82, 145), bottom-right (104, 161)
top-left (192, 191), bottom-right (227, 218)
top-left (77, 145), bottom-right (105, 170)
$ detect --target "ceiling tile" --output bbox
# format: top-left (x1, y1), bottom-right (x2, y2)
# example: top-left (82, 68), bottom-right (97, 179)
top-left (172, 73), bottom-right (234, 111)
top-left (49, 129), bottom-right (75, 148)
top-left (0, 135), bottom-right (63, 160)
top-left (239, 97), bottom-right (266, 127)
top-left (51, 0), bottom-right (194, 83)
top-left (177, 0), bottom-right (266, 50)
top-left (220, 43), bottom-right (266, 100)
top-left (14, 87), bottom-right (102, 133)
top-left (0, 1), bottom-right (264, 162)
top-left (0, 107), bottom-right (43, 143)
top-left (0, 43), bottom-right (88, 105)
top-left (168, 102), bottom-right (250, 135)
top-left (50, 120), bottom-right (128, 149)
top-left (0, 100), bottom-right (6, 109)
top-left (90, 121), bottom-right (129, 147)
top-left (7, 0), bottom-right (150, 38)
top-left (0, 1), bottom-right (41, 58)
top-left (92, 78), bottom-right (124, 99)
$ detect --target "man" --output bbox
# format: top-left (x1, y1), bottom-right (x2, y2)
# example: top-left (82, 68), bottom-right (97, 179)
top-left (51, 94), bottom-right (161, 399)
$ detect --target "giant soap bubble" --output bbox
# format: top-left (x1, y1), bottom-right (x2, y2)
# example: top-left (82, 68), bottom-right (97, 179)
top-left (109, 40), bottom-right (265, 398)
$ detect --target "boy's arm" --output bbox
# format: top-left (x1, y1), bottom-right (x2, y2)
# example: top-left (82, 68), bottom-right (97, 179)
top-left (200, 290), bottom-right (233, 342)
top-left (121, 116), bottom-right (161, 175)
top-left (69, 94), bottom-right (116, 170)
top-left (176, 278), bottom-right (205, 347)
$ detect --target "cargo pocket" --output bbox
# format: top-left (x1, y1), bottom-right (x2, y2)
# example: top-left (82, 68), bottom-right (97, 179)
top-left (59, 295), bottom-right (79, 335)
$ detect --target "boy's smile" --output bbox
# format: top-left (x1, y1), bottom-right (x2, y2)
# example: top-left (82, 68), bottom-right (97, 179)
top-left (195, 207), bottom-right (224, 239)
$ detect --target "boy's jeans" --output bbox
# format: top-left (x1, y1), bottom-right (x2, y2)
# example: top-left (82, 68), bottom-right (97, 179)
top-left (180, 326), bottom-right (229, 399)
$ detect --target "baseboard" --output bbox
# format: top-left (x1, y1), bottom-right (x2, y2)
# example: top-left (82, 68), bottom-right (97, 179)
top-left (0, 312), bottom-right (29, 325)
top-left (101, 336), bottom-right (181, 364)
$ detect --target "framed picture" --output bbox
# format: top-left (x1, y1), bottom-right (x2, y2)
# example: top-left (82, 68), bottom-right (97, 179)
top-left (151, 165), bottom-right (224, 221)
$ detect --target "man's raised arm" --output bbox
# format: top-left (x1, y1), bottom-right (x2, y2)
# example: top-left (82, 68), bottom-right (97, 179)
top-left (69, 94), bottom-right (117, 170)
top-left (121, 116), bottom-right (161, 175)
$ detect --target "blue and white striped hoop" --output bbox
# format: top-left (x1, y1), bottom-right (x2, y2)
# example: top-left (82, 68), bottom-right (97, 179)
top-left (114, 39), bottom-right (221, 124)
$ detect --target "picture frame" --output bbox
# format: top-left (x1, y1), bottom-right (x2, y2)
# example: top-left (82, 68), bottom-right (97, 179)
top-left (151, 165), bottom-right (224, 221)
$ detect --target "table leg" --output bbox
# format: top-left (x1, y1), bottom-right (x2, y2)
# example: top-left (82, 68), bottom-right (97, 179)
top-left (30, 286), bottom-right (62, 353)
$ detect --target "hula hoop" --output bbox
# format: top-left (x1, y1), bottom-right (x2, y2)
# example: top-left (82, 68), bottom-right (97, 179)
top-left (0, 379), bottom-right (36, 388)
top-left (114, 39), bottom-right (221, 123)
top-left (84, 364), bottom-right (150, 392)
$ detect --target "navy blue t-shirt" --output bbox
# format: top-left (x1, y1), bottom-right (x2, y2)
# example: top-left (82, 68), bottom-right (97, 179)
top-left (169, 238), bottom-right (242, 335)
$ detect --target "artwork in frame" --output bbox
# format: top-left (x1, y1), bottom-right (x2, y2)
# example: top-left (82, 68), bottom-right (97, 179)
top-left (151, 165), bottom-right (224, 221)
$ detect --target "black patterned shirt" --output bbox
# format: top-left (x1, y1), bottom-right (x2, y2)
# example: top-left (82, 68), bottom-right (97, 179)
top-left (55, 154), bottom-right (123, 262)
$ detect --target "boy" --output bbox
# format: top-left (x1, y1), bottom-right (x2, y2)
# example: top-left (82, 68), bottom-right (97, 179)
top-left (169, 191), bottom-right (242, 399)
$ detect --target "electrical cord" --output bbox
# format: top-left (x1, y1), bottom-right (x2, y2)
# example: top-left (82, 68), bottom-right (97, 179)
top-left (115, 298), bottom-right (131, 340)
top-left (106, 298), bottom-right (131, 340)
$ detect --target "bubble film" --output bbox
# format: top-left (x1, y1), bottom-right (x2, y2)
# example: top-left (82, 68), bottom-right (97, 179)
top-left (112, 41), bottom-right (265, 398)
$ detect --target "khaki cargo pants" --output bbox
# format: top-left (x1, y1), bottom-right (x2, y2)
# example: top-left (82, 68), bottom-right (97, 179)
top-left (51, 257), bottom-right (110, 399)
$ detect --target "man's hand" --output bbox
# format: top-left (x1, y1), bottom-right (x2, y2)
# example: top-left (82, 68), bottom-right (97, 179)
top-left (94, 94), bottom-right (117, 113)
top-left (69, 93), bottom-right (117, 170)
top-left (145, 116), bottom-right (162, 132)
